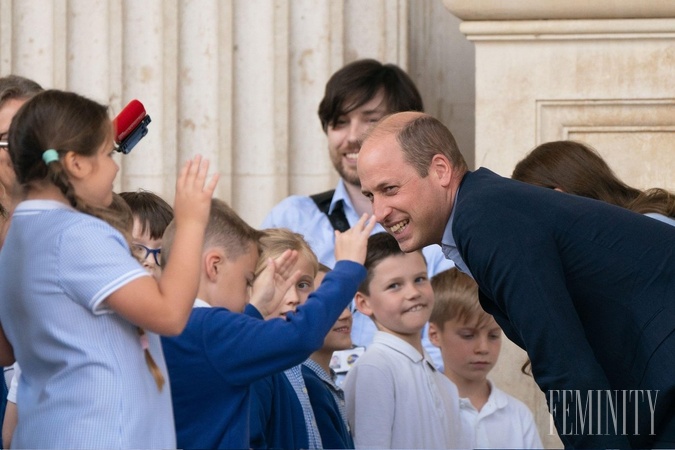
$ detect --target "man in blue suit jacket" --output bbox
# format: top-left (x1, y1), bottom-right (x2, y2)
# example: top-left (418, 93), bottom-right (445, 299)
top-left (357, 111), bottom-right (675, 449)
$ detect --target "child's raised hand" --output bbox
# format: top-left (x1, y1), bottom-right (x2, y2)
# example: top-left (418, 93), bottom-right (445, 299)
top-left (334, 213), bottom-right (376, 265)
top-left (249, 249), bottom-right (302, 319)
top-left (173, 155), bottom-right (219, 228)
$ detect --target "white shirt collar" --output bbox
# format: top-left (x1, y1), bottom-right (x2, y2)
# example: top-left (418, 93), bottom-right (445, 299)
top-left (372, 331), bottom-right (436, 368)
top-left (193, 298), bottom-right (211, 308)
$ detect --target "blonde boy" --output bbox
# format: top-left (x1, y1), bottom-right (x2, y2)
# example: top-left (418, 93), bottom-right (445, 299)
top-left (248, 229), bottom-right (325, 450)
top-left (429, 268), bottom-right (543, 449)
top-left (343, 232), bottom-right (468, 449)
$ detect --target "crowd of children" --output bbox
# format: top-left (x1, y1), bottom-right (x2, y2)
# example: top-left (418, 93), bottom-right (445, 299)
top-left (0, 78), bottom-right (544, 449)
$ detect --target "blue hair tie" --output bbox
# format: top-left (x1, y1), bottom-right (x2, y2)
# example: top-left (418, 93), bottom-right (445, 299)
top-left (42, 149), bottom-right (59, 165)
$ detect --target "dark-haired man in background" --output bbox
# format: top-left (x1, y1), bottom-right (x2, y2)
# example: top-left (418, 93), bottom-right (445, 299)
top-left (262, 60), bottom-right (453, 371)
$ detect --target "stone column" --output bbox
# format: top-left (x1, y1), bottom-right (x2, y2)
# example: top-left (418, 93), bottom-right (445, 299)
top-left (0, 1), bottom-right (412, 227)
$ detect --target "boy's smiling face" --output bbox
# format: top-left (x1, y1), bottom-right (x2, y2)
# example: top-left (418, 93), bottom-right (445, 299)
top-left (356, 251), bottom-right (432, 349)
top-left (315, 271), bottom-right (353, 352)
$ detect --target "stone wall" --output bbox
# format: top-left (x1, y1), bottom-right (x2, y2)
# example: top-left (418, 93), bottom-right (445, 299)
top-left (0, 0), bottom-right (475, 227)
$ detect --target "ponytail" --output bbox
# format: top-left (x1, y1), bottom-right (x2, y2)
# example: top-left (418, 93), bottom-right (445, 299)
top-left (137, 328), bottom-right (165, 391)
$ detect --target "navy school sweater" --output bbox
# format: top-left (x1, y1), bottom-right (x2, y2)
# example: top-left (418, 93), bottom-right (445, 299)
top-left (161, 260), bottom-right (366, 449)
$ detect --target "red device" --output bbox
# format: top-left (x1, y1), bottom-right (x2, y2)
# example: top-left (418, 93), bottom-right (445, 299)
top-left (113, 99), bottom-right (151, 154)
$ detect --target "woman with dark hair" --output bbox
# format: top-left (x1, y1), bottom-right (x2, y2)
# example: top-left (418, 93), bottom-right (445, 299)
top-left (512, 140), bottom-right (675, 226)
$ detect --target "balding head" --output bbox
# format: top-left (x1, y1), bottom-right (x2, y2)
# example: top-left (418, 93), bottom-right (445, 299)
top-left (365, 111), bottom-right (426, 142)
top-left (361, 112), bottom-right (466, 178)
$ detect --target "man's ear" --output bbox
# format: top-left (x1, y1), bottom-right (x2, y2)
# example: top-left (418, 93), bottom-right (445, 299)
top-left (204, 249), bottom-right (223, 283)
top-left (428, 322), bottom-right (441, 348)
top-left (354, 291), bottom-right (374, 317)
top-left (430, 154), bottom-right (453, 187)
top-left (61, 150), bottom-right (92, 180)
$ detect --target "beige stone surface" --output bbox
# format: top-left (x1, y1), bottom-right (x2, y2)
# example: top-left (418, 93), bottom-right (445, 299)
top-left (4, 1), bottom-right (673, 448)
top-left (444, 0), bottom-right (675, 20)
top-left (409, 0), bottom-right (476, 168)
top-left (0, 0), bottom-right (473, 229)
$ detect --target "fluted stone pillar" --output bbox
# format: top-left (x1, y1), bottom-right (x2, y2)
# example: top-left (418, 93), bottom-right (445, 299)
top-left (1, 0), bottom-right (424, 227)
top-left (119, 0), bottom-right (178, 196)
top-left (443, 1), bottom-right (675, 447)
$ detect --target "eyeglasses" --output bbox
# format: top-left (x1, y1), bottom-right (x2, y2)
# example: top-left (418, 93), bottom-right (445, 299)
top-left (0, 141), bottom-right (8, 149)
top-left (131, 243), bottom-right (162, 266)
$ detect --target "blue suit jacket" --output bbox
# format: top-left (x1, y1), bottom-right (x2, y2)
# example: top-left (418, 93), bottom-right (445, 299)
top-left (451, 168), bottom-right (675, 449)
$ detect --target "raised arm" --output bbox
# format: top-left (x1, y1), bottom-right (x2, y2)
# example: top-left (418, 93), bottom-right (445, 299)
top-left (108, 155), bottom-right (219, 335)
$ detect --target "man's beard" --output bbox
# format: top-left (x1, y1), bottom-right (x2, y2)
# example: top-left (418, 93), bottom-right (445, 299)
top-left (335, 161), bottom-right (360, 187)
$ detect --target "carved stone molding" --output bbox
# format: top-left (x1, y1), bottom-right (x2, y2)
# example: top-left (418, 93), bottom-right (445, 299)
top-left (536, 98), bottom-right (675, 190)
top-left (443, 0), bottom-right (675, 21)
top-left (459, 18), bottom-right (675, 41)
top-left (536, 98), bottom-right (675, 142)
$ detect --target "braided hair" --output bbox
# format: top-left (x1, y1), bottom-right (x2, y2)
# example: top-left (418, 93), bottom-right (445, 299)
top-left (8, 89), bottom-right (128, 236)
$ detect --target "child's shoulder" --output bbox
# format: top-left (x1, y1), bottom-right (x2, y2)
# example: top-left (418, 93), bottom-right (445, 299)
top-left (14, 200), bottom-right (120, 240)
top-left (186, 305), bottom-right (285, 346)
top-left (349, 338), bottom-right (408, 371)
top-left (489, 381), bottom-right (535, 416)
top-left (371, 332), bottom-right (424, 358)
top-left (300, 364), bottom-right (324, 389)
top-left (59, 211), bottom-right (124, 242)
top-left (15, 200), bottom-right (80, 224)
top-left (187, 305), bottom-right (251, 328)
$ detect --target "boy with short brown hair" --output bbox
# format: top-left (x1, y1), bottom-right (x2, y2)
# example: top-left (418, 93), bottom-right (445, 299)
top-left (429, 268), bottom-right (542, 449)
top-left (343, 232), bottom-right (468, 449)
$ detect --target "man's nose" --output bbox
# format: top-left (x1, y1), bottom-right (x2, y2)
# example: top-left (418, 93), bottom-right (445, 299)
top-left (372, 197), bottom-right (391, 224)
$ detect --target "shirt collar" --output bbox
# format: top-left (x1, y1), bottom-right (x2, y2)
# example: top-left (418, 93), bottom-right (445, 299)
top-left (193, 298), bottom-right (211, 308)
top-left (328, 178), bottom-right (351, 214)
top-left (459, 380), bottom-right (508, 412)
top-left (15, 199), bottom-right (74, 213)
top-left (439, 181), bottom-right (474, 278)
top-left (441, 192), bottom-right (459, 249)
top-left (372, 331), bottom-right (434, 367)
top-left (487, 379), bottom-right (509, 409)
top-left (441, 172), bottom-right (469, 249)
top-left (302, 359), bottom-right (341, 391)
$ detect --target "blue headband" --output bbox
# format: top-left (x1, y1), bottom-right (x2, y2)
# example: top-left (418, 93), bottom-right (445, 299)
top-left (42, 149), bottom-right (59, 165)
